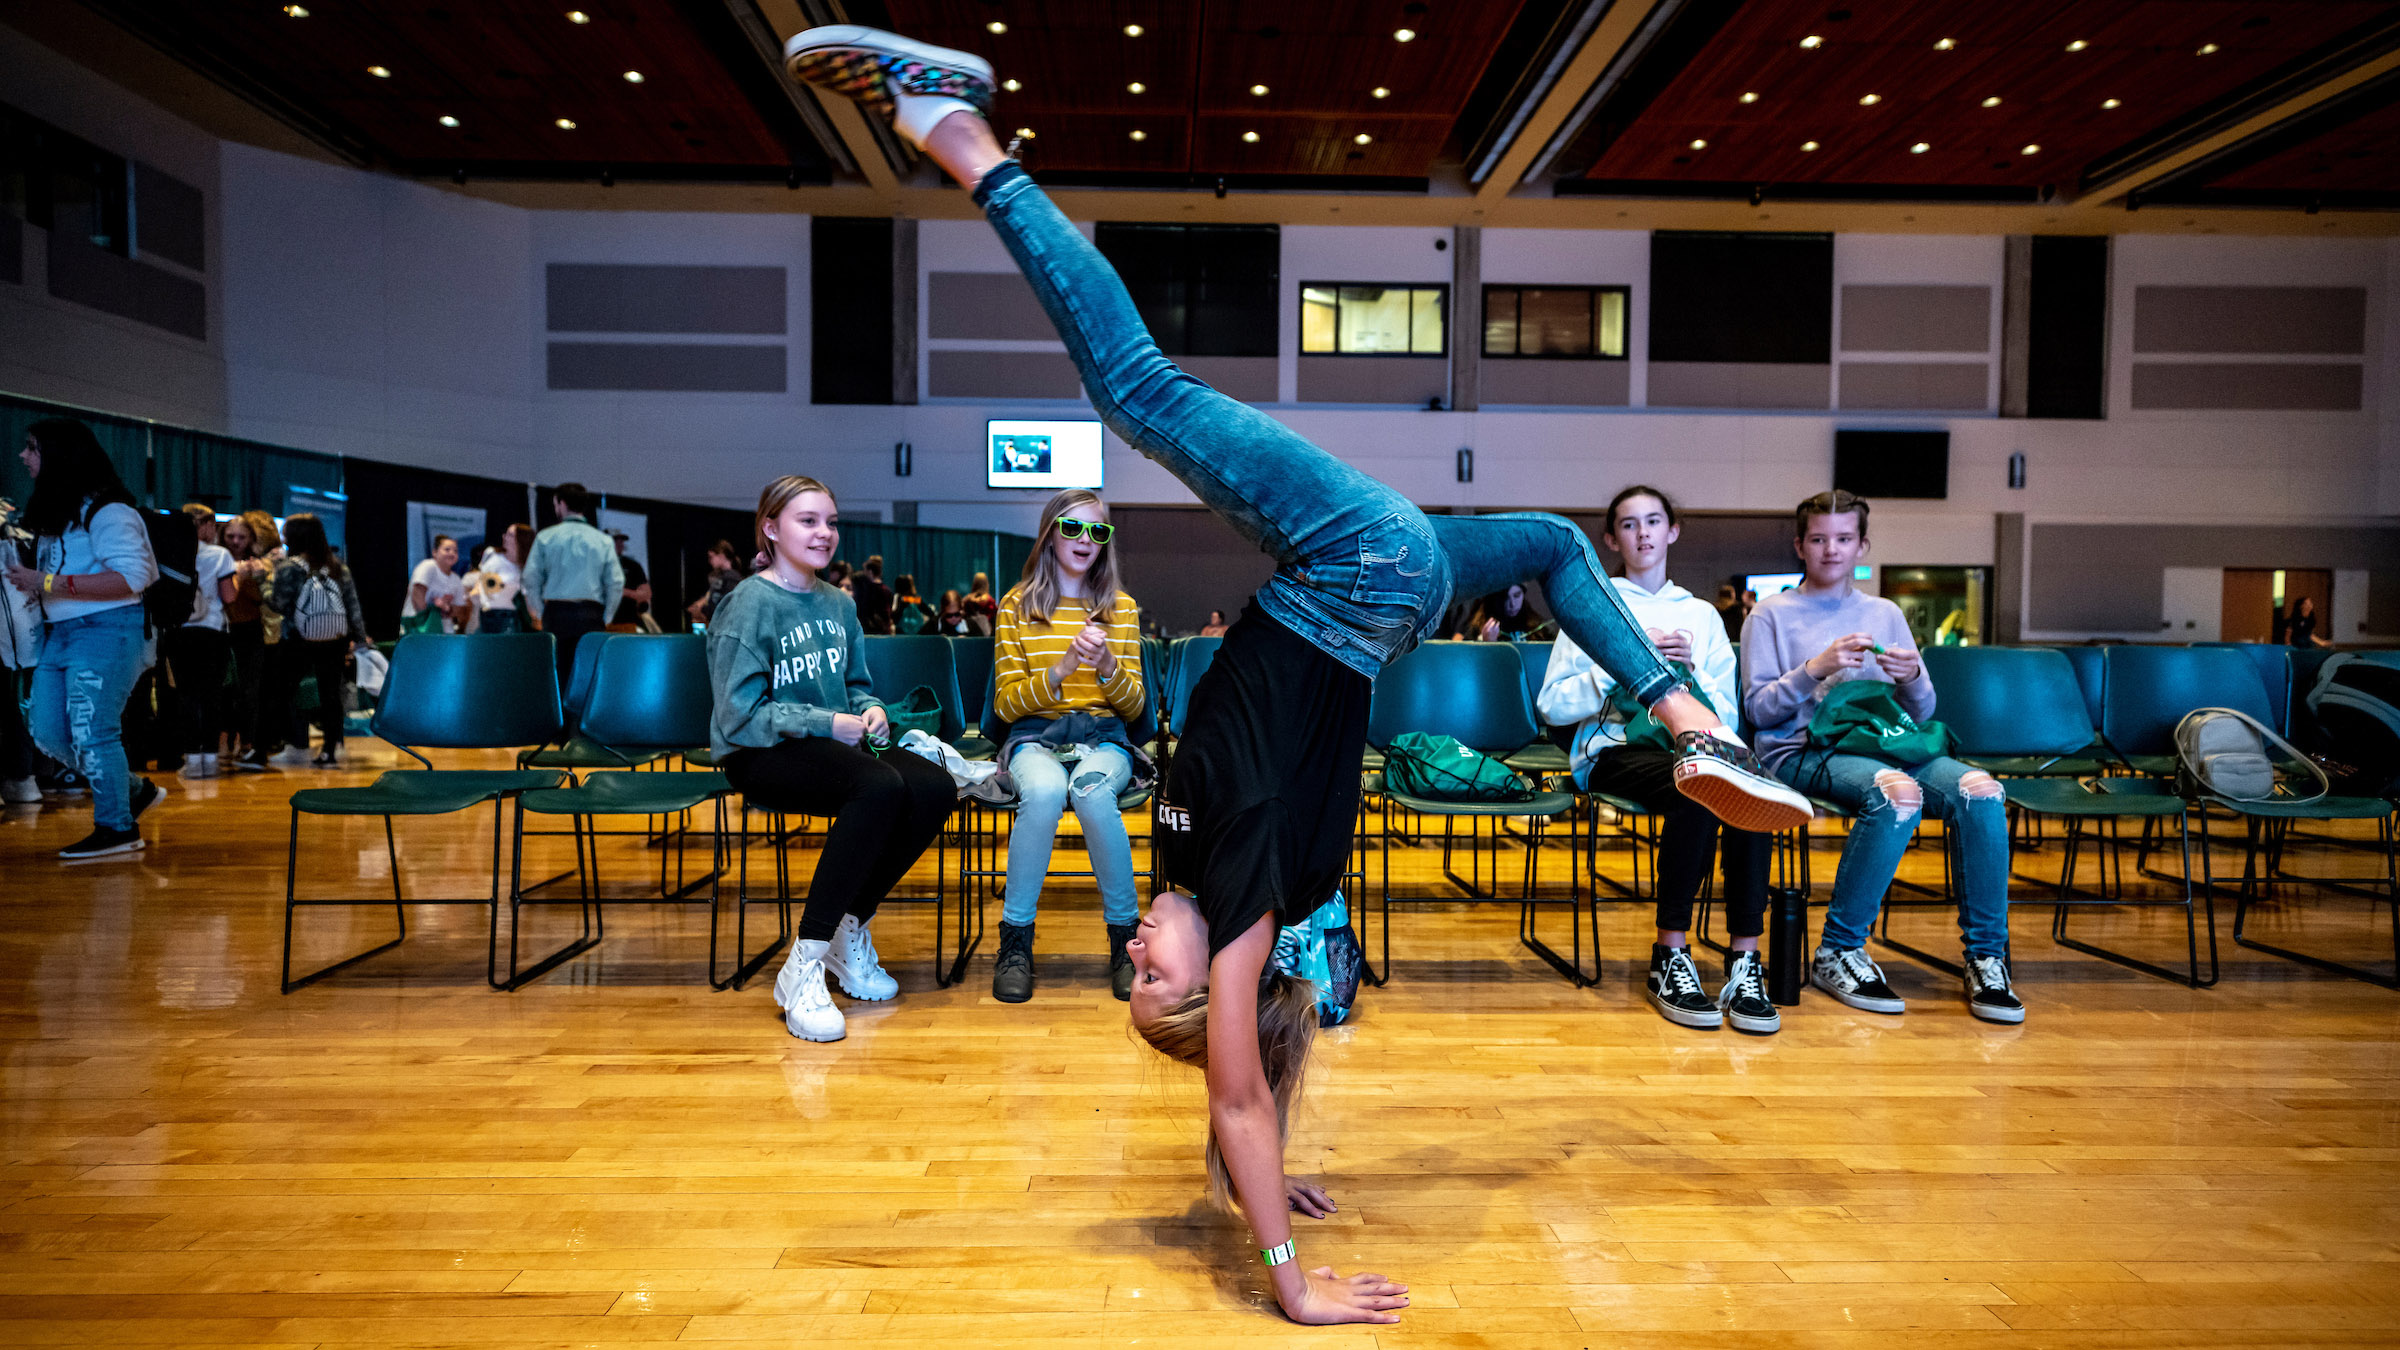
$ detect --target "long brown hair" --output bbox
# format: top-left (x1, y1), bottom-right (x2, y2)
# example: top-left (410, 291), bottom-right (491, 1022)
top-left (1010, 489), bottom-right (1124, 626)
top-left (753, 475), bottom-right (835, 563)
top-left (1135, 969), bottom-right (1320, 1213)
top-left (236, 510), bottom-right (280, 559)
top-left (282, 512), bottom-right (341, 576)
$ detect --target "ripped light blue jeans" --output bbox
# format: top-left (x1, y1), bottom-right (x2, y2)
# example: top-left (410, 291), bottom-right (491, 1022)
top-left (30, 605), bottom-right (147, 831)
top-left (1779, 750), bottom-right (2013, 960)
top-left (1002, 742), bottom-right (1138, 927)
top-left (973, 161), bottom-right (1677, 706)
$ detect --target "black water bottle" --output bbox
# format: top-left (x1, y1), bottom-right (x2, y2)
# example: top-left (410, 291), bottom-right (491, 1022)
top-left (1766, 886), bottom-right (1808, 1006)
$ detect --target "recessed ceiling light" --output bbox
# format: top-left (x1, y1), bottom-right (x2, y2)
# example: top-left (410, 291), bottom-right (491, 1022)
top-left (2065, 39), bottom-right (2088, 51)
top-left (1127, 81), bottom-right (1144, 94)
top-left (1123, 23), bottom-right (1142, 36)
top-left (1014, 127), bottom-right (1036, 139)
top-left (1241, 130), bottom-right (1260, 143)
top-left (2021, 143), bottom-right (2041, 155)
top-left (1689, 138), bottom-right (1707, 149)
top-left (2102, 97), bottom-right (2121, 108)
top-left (1909, 141), bottom-right (1930, 153)
top-left (622, 70), bottom-right (644, 83)
top-left (1129, 129), bottom-right (1147, 141)
top-left (1800, 140), bottom-right (1819, 151)
top-left (1981, 96), bottom-right (2001, 107)
top-left (986, 20), bottom-right (1006, 34)
top-left (282, 3), bottom-right (308, 14)
top-left (1934, 37), bottom-right (1956, 50)
top-left (1393, 28), bottom-right (1416, 42)
top-left (1354, 133), bottom-right (1372, 145)
top-left (1371, 86), bottom-right (1390, 99)
top-left (1799, 34), bottom-right (1823, 48)
top-left (1001, 78), bottom-right (1020, 91)
top-left (565, 9), bottom-right (588, 22)
top-left (555, 118), bottom-right (577, 130)
top-left (1250, 84), bottom-right (1268, 96)
top-left (438, 115), bottom-right (460, 127)
top-left (2197, 42), bottom-right (2219, 54)
top-left (1859, 93), bottom-right (1881, 105)
top-left (1740, 91), bottom-right (1759, 103)
top-left (367, 65), bottom-right (391, 78)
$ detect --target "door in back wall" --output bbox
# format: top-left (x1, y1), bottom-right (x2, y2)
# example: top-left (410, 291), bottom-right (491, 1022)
top-left (2223, 568), bottom-right (2332, 644)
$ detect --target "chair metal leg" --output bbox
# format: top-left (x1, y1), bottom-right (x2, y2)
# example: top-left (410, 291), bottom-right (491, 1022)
top-left (2050, 809), bottom-right (2220, 988)
top-left (1518, 809), bottom-right (1595, 986)
top-left (501, 797), bottom-right (604, 991)
top-left (714, 798), bottom-right (792, 991)
top-left (2230, 811), bottom-right (2400, 989)
top-left (281, 805), bottom-right (409, 994)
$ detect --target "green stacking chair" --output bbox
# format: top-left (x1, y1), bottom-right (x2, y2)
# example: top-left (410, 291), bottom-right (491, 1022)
top-left (281, 633), bottom-right (567, 993)
top-left (950, 634), bottom-right (996, 759)
top-left (2101, 645), bottom-right (2280, 777)
top-left (514, 636), bottom-right (679, 899)
top-left (1163, 635), bottom-right (1222, 738)
top-left (1363, 641), bottom-right (1585, 986)
top-left (1983, 649), bottom-right (2216, 987)
top-left (862, 634), bottom-right (968, 744)
top-left (2287, 647), bottom-right (2341, 749)
top-left (1506, 641), bottom-right (1572, 776)
top-left (2215, 793), bottom-right (2397, 990)
top-left (504, 635), bottom-right (734, 989)
top-left (2194, 642), bottom-right (2295, 736)
top-left (2053, 646), bottom-right (2108, 739)
top-left (1924, 647), bottom-right (2106, 778)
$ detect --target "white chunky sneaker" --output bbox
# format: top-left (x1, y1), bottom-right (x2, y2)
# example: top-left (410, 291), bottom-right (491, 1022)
top-left (781, 939), bottom-right (847, 1042)
top-left (826, 913), bottom-right (899, 1001)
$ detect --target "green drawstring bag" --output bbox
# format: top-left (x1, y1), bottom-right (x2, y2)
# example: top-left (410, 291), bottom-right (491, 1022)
top-left (1805, 679), bottom-right (1954, 766)
top-left (884, 685), bottom-right (944, 738)
top-left (1601, 660), bottom-right (1714, 752)
top-left (1384, 731), bottom-right (1534, 803)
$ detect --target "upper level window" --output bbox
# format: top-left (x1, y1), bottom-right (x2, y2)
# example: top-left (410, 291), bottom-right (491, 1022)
top-left (1483, 285), bottom-right (1628, 359)
top-left (1098, 223), bottom-right (1279, 357)
top-left (0, 101), bottom-right (130, 257)
top-left (1301, 283), bottom-right (1446, 356)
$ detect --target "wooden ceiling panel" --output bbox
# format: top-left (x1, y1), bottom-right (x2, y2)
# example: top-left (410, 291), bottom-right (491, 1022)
top-left (1582, 0), bottom-right (2395, 193)
top-left (2208, 89), bottom-right (2400, 190)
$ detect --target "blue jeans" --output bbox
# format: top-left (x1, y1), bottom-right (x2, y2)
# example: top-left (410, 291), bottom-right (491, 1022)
top-left (974, 162), bottom-right (1675, 705)
top-left (1002, 742), bottom-right (1139, 927)
top-left (30, 605), bottom-right (147, 831)
top-left (1779, 750), bottom-right (2012, 960)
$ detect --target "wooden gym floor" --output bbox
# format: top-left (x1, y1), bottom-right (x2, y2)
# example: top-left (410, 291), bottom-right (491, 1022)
top-left (3, 742), bottom-right (2398, 1347)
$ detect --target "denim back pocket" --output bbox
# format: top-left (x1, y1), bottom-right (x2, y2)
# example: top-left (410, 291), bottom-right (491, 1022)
top-left (1348, 512), bottom-right (1441, 609)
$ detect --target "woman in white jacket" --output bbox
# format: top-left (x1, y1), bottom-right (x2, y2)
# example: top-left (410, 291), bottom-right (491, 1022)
top-left (1537, 486), bottom-right (1778, 1034)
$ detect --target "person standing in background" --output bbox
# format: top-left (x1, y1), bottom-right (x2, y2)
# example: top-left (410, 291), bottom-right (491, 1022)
top-left (687, 540), bottom-right (744, 628)
top-left (608, 528), bottom-right (653, 631)
top-left (5, 418), bottom-right (160, 857)
top-left (402, 534), bottom-right (472, 634)
top-left (221, 512), bottom-right (276, 771)
top-left (266, 513), bottom-right (370, 769)
top-left (519, 483), bottom-right (622, 690)
top-left (167, 504), bottom-right (239, 780)
top-left (0, 489), bottom-right (42, 805)
top-left (475, 524), bottom-right (534, 635)
top-left (850, 554), bottom-right (894, 634)
top-left (2287, 595), bottom-right (2330, 649)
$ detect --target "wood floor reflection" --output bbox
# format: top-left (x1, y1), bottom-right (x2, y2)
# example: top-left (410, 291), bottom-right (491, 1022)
top-left (3, 742), bottom-right (2397, 1347)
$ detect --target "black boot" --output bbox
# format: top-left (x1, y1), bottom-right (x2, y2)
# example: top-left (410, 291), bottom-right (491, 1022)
top-left (992, 920), bottom-right (1035, 1003)
top-left (1107, 922), bottom-right (1137, 1002)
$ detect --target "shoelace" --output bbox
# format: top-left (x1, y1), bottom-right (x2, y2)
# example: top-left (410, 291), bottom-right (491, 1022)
top-left (1662, 952), bottom-right (1704, 997)
top-left (1970, 956), bottom-right (2012, 992)
top-left (1727, 954), bottom-right (1767, 1002)
top-left (1838, 949), bottom-right (1884, 988)
top-left (846, 925), bottom-right (881, 970)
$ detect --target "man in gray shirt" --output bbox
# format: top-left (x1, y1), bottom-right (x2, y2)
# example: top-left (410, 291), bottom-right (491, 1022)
top-left (520, 481), bottom-right (623, 691)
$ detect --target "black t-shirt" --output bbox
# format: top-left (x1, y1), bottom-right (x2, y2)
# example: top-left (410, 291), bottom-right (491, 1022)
top-left (612, 556), bottom-right (648, 626)
top-left (852, 575), bottom-right (894, 634)
top-left (2287, 610), bottom-right (2317, 648)
top-left (1157, 601), bottom-right (1372, 959)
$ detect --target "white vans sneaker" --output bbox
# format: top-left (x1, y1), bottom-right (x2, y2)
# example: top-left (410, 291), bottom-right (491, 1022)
top-left (826, 913), bottom-right (899, 1001)
top-left (1, 776), bottom-right (40, 804)
top-left (781, 939), bottom-right (847, 1042)
top-left (178, 753), bottom-right (219, 780)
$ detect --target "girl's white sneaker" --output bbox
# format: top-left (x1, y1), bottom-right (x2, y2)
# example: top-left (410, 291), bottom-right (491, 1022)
top-left (781, 939), bottom-right (847, 1042)
top-left (826, 913), bottom-right (899, 1001)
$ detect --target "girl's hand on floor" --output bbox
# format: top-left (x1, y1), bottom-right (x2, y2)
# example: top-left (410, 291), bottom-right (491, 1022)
top-left (1286, 1179), bottom-right (1336, 1218)
top-left (1286, 1267), bottom-right (1408, 1325)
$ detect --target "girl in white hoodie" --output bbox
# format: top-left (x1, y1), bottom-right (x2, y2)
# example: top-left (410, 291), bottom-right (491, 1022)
top-left (1537, 486), bottom-right (1778, 1034)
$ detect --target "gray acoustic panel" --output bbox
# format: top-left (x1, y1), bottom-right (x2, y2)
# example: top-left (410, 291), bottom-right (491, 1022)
top-left (0, 213), bottom-right (19, 286)
top-left (1177, 355), bottom-right (1278, 403)
top-left (546, 264), bottom-right (786, 334)
top-left (1297, 355), bottom-right (1448, 405)
top-left (547, 342), bottom-right (787, 392)
top-left (927, 349), bottom-right (1081, 399)
top-left (1481, 358), bottom-right (1631, 406)
top-left (2130, 361), bottom-right (2361, 411)
top-left (927, 271), bottom-right (1055, 341)
top-left (133, 163), bottom-right (205, 271)
top-left (1646, 362), bottom-right (1829, 409)
top-left (1838, 361), bottom-right (1990, 410)
top-left (1840, 285), bottom-right (1989, 352)
top-left (48, 232), bottom-right (206, 340)
top-left (2132, 286), bottom-right (2366, 354)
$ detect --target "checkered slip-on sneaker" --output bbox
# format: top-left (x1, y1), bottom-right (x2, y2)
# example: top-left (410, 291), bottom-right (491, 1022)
top-left (783, 25), bottom-right (995, 123)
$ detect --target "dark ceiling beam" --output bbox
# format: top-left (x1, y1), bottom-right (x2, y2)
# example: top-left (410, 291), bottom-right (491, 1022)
top-left (73, 0), bottom-right (382, 167)
top-left (1460, 0), bottom-right (1616, 189)
top-left (717, 0), bottom-right (860, 179)
top-left (757, 0), bottom-right (906, 191)
top-left (2092, 45), bottom-right (2400, 208)
top-left (1474, 0), bottom-right (1680, 202)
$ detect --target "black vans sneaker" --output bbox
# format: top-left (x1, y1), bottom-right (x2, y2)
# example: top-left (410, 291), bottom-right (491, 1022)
top-left (127, 777), bottom-right (163, 823)
top-left (1811, 945), bottom-right (1906, 1014)
top-left (1646, 944), bottom-right (1723, 1029)
top-left (59, 826), bottom-right (145, 860)
top-left (1964, 955), bottom-right (2026, 1024)
top-left (1670, 730), bottom-right (1813, 834)
top-left (1719, 950), bottom-right (1782, 1035)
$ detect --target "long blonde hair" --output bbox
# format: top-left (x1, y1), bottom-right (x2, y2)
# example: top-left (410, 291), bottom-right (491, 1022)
top-left (1010, 489), bottom-right (1124, 626)
top-left (1136, 969), bottom-right (1320, 1213)
top-left (754, 474), bottom-right (834, 563)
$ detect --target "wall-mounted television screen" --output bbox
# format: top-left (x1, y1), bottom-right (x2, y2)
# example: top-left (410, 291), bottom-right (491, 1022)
top-left (1833, 428), bottom-right (1949, 499)
top-left (1744, 571), bottom-right (1804, 598)
top-left (987, 419), bottom-right (1104, 490)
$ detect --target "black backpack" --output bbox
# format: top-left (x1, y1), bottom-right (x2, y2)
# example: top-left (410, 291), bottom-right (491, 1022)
top-left (2308, 655), bottom-right (2400, 796)
top-left (139, 508), bottom-right (198, 637)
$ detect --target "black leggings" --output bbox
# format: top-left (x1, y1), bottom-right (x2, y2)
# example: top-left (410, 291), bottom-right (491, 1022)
top-left (1581, 748), bottom-right (1771, 937)
top-left (722, 736), bottom-right (956, 942)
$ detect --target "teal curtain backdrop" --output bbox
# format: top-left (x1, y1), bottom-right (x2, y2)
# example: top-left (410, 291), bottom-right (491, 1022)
top-left (0, 392), bottom-right (343, 517)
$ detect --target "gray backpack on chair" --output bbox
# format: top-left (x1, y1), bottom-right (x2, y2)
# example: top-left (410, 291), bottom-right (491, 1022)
top-left (2174, 707), bottom-right (2326, 804)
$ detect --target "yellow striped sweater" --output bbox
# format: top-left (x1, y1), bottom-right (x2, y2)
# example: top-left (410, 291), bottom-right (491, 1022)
top-left (992, 590), bottom-right (1146, 726)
